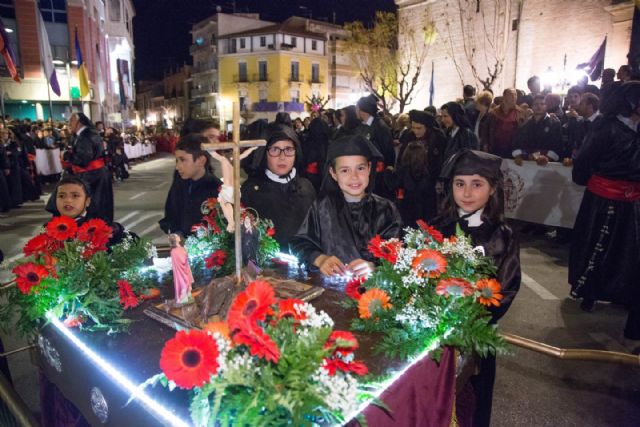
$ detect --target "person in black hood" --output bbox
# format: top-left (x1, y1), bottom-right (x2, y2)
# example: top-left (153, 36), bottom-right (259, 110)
top-left (241, 124), bottom-right (316, 249)
top-left (440, 101), bottom-right (479, 162)
top-left (302, 117), bottom-right (331, 192)
top-left (291, 134), bottom-right (402, 277)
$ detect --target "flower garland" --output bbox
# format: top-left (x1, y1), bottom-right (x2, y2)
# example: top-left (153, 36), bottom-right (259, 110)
top-left (142, 280), bottom-right (369, 426)
top-left (0, 217), bottom-right (155, 336)
top-left (344, 220), bottom-right (506, 361)
top-left (185, 198), bottom-right (280, 278)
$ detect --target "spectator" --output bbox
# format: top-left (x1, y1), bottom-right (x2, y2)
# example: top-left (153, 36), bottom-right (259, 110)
top-left (513, 94), bottom-right (563, 165)
top-left (521, 75), bottom-right (542, 107)
top-left (440, 101), bottom-right (479, 162)
top-left (601, 68), bottom-right (616, 88)
top-left (545, 93), bottom-right (564, 120)
top-left (617, 65), bottom-right (632, 82)
top-left (463, 84), bottom-right (479, 127)
top-left (474, 91), bottom-right (494, 151)
top-left (488, 88), bottom-right (526, 158)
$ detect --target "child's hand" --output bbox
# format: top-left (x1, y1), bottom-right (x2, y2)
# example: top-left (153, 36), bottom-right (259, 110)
top-left (315, 255), bottom-right (347, 276)
top-left (346, 259), bottom-right (374, 277)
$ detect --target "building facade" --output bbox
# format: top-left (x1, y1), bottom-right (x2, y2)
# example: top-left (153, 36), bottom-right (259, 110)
top-left (396, 0), bottom-right (635, 110)
top-left (0, 0), bottom-right (135, 124)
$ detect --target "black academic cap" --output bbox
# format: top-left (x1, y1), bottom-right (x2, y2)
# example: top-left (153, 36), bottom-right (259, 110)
top-left (326, 134), bottom-right (382, 165)
top-left (357, 95), bottom-right (378, 116)
top-left (440, 149), bottom-right (503, 182)
top-left (409, 109), bottom-right (439, 128)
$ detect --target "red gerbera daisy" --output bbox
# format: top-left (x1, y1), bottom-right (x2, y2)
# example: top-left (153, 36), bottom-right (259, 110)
top-left (227, 280), bottom-right (276, 330)
top-left (117, 279), bottom-right (139, 309)
top-left (63, 315), bottom-right (83, 328)
top-left (41, 254), bottom-right (58, 278)
top-left (276, 298), bottom-right (307, 322)
top-left (323, 358), bottom-right (369, 376)
top-left (324, 330), bottom-right (359, 354)
top-left (368, 235), bottom-right (401, 264)
top-left (475, 278), bottom-right (504, 307)
top-left (205, 250), bottom-right (227, 269)
top-left (266, 227), bottom-right (276, 237)
top-left (45, 216), bottom-right (78, 241)
top-left (23, 234), bottom-right (53, 256)
top-left (12, 262), bottom-right (49, 294)
top-left (77, 219), bottom-right (113, 248)
top-left (345, 276), bottom-right (367, 300)
top-left (412, 249), bottom-right (448, 278)
top-left (416, 220), bottom-right (444, 244)
top-left (435, 278), bottom-right (474, 298)
top-left (231, 320), bottom-right (280, 363)
top-left (159, 330), bottom-right (220, 389)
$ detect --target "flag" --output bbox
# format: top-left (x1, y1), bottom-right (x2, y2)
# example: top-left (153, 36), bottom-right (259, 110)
top-left (36, 11), bottom-right (60, 96)
top-left (577, 36), bottom-right (607, 81)
top-left (74, 28), bottom-right (90, 97)
top-left (0, 18), bottom-right (19, 82)
top-left (429, 61), bottom-right (435, 107)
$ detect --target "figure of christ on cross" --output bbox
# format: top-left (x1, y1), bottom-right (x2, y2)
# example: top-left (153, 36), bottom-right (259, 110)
top-left (202, 103), bottom-right (266, 283)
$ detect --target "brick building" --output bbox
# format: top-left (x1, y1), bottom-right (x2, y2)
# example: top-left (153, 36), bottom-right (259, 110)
top-left (0, 0), bottom-right (135, 124)
top-left (396, 0), bottom-right (635, 109)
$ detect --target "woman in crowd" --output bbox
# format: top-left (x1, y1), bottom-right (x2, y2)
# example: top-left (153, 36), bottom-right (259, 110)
top-left (474, 91), bottom-right (494, 152)
top-left (241, 124), bottom-right (316, 249)
top-left (440, 102), bottom-right (479, 161)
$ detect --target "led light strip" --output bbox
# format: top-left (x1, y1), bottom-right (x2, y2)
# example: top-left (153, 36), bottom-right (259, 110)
top-left (340, 329), bottom-right (453, 426)
top-left (275, 252), bottom-right (299, 265)
top-left (47, 313), bottom-right (191, 427)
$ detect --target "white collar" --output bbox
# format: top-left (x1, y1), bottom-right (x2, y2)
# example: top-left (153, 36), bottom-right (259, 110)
top-left (364, 116), bottom-right (374, 126)
top-left (587, 111), bottom-right (600, 122)
top-left (265, 167), bottom-right (296, 183)
top-left (76, 126), bottom-right (87, 136)
top-left (617, 114), bottom-right (638, 132)
top-left (458, 207), bottom-right (484, 227)
top-left (450, 126), bottom-right (460, 138)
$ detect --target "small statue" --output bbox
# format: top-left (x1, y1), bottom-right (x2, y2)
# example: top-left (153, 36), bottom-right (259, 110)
top-left (169, 233), bottom-right (194, 305)
top-left (208, 148), bottom-right (257, 233)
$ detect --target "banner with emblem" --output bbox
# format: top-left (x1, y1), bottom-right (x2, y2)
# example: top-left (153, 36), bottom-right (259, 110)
top-left (502, 159), bottom-right (584, 228)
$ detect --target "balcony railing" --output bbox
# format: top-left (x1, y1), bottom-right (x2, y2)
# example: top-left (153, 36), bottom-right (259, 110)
top-left (190, 44), bottom-right (217, 55)
top-left (233, 74), bottom-right (250, 83)
top-left (253, 73), bottom-right (269, 82)
top-left (309, 76), bottom-right (323, 84)
top-left (288, 74), bottom-right (304, 83)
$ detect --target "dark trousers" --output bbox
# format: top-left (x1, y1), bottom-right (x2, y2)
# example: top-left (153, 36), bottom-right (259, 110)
top-left (471, 355), bottom-right (496, 427)
top-left (624, 305), bottom-right (640, 340)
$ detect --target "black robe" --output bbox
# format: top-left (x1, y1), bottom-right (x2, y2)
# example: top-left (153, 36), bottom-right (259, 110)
top-left (569, 116), bottom-right (640, 307)
top-left (513, 114), bottom-right (563, 161)
top-left (443, 127), bottom-right (479, 163)
top-left (363, 118), bottom-right (396, 199)
top-left (241, 173), bottom-right (316, 249)
top-left (0, 144), bottom-right (11, 211)
top-left (290, 192), bottom-right (402, 266)
top-left (158, 173), bottom-right (222, 237)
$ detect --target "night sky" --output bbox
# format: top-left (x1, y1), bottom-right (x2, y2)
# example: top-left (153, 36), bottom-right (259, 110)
top-left (131, 0), bottom-right (396, 82)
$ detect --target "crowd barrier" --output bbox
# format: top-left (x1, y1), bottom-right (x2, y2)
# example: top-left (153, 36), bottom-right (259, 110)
top-left (123, 142), bottom-right (156, 159)
top-left (502, 159), bottom-right (584, 228)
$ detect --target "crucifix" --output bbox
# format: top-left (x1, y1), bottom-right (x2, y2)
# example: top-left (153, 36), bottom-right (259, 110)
top-left (202, 102), bottom-right (266, 283)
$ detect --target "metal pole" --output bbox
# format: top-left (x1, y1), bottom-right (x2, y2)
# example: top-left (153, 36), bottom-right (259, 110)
top-left (0, 370), bottom-right (40, 427)
top-left (232, 102), bottom-right (241, 283)
top-left (45, 75), bottom-right (54, 121)
top-left (65, 62), bottom-right (72, 108)
top-left (1, 87), bottom-right (5, 126)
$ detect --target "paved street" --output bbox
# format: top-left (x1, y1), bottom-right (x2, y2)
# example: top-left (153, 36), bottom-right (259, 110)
top-left (1, 153), bottom-right (638, 426)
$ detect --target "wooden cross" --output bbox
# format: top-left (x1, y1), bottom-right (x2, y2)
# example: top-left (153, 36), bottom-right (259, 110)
top-left (203, 103), bottom-right (266, 283)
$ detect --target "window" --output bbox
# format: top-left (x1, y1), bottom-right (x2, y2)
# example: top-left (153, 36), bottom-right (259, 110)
top-left (291, 37), bottom-right (297, 47)
top-left (291, 90), bottom-right (300, 103)
top-left (239, 96), bottom-right (247, 111)
top-left (311, 64), bottom-right (320, 83)
top-left (229, 39), bottom-right (237, 54)
top-left (311, 40), bottom-right (317, 51)
top-left (259, 89), bottom-right (268, 103)
top-left (109, 0), bottom-right (121, 22)
top-left (290, 61), bottom-right (299, 82)
top-left (238, 62), bottom-right (247, 82)
top-left (260, 36), bottom-right (266, 47)
top-left (39, 0), bottom-right (67, 23)
top-left (258, 61), bottom-right (267, 81)
top-left (240, 38), bottom-right (246, 49)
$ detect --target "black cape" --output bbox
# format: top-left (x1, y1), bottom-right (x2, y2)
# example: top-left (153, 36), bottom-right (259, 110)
top-left (513, 114), bottom-right (563, 160)
top-left (569, 116), bottom-right (640, 305)
top-left (443, 127), bottom-right (479, 163)
top-left (433, 216), bottom-right (521, 323)
top-left (241, 173), bottom-right (316, 248)
top-left (158, 173), bottom-right (222, 237)
top-left (290, 192), bottom-right (402, 266)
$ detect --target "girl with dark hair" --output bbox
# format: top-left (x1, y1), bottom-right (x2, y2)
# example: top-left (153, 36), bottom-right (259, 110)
top-left (240, 124), bottom-right (316, 248)
top-left (433, 149), bottom-right (521, 427)
top-left (333, 105), bottom-right (368, 140)
top-left (291, 134), bottom-right (402, 277)
top-left (440, 102), bottom-right (479, 162)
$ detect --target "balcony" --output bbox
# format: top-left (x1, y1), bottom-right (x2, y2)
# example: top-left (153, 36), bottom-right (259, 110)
top-left (288, 74), bottom-right (304, 83)
top-left (190, 44), bottom-right (217, 55)
top-left (309, 76), bottom-right (323, 85)
top-left (252, 73), bottom-right (269, 82)
top-left (233, 74), bottom-right (250, 83)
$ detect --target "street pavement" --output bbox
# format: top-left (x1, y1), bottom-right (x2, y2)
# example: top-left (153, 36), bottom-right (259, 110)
top-left (1, 152), bottom-right (638, 426)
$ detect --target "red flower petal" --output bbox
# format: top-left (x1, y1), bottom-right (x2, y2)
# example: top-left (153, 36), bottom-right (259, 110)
top-left (45, 216), bottom-right (78, 241)
top-left (159, 330), bottom-right (220, 389)
top-left (12, 262), bottom-right (49, 294)
top-left (227, 280), bottom-right (276, 330)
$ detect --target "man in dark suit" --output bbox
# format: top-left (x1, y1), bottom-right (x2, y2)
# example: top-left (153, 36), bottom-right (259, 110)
top-left (68, 113), bottom-right (113, 221)
top-left (463, 84), bottom-right (479, 128)
top-left (356, 95), bottom-right (395, 198)
top-left (512, 95), bottom-right (563, 165)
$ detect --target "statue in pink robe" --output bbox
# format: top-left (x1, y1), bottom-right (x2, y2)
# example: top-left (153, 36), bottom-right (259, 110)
top-left (169, 233), bottom-right (193, 305)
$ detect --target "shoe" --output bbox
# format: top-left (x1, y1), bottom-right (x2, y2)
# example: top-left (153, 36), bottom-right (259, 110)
top-left (580, 298), bottom-right (596, 312)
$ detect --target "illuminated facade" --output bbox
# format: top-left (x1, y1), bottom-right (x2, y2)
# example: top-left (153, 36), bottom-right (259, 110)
top-left (0, 0), bottom-right (135, 124)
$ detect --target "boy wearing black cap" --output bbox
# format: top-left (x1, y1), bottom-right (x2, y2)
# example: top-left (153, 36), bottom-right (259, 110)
top-left (291, 134), bottom-right (402, 277)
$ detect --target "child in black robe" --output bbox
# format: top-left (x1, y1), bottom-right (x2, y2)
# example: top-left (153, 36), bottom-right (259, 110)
top-left (241, 124), bottom-right (316, 249)
top-left (433, 149), bottom-right (521, 427)
top-left (159, 134), bottom-right (222, 237)
top-left (291, 134), bottom-right (402, 277)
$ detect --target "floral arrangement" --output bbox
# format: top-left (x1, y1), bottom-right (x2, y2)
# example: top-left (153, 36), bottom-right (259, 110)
top-left (305, 94), bottom-right (330, 113)
top-left (143, 280), bottom-right (369, 426)
top-left (0, 217), bottom-right (155, 336)
top-left (186, 198), bottom-right (280, 277)
top-left (345, 221), bottom-right (506, 361)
